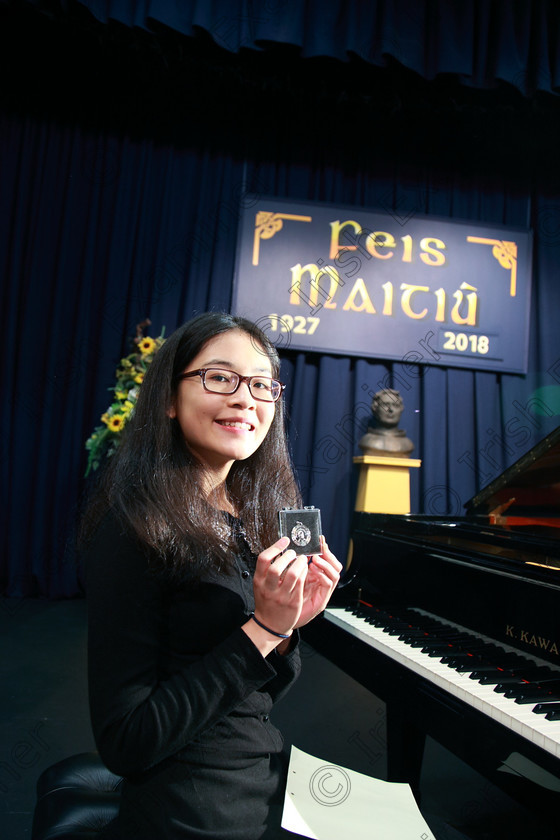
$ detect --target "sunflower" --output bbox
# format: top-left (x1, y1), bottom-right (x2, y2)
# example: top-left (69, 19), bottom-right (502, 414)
top-left (106, 414), bottom-right (126, 432)
top-left (85, 323), bottom-right (166, 476)
top-left (139, 337), bottom-right (157, 355)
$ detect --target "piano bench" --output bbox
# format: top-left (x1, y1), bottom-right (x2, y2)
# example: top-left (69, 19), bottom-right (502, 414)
top-left (31, 752), bottom-right (123, 840)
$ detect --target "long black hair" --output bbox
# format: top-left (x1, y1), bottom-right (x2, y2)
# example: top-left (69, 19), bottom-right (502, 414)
top-left (80, 312), bottom-right (301, 577)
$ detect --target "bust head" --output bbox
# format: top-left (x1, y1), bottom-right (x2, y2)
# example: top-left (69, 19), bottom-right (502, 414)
top-left (371, 389), bottom-right (404, 429)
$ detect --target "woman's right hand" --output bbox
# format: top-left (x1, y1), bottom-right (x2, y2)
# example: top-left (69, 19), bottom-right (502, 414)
top-left (241, 536), bottom-right (308, 656)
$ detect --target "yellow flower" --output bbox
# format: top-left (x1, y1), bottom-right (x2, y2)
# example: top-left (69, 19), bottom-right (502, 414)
top-left (107, 414), bottom-right (126, 432)
top-left (85, 327), bottom-right (166, 476)
top-left (121, 400), bottom-right (135, 417)
top-left (139, 337), bottom-right (157, 355)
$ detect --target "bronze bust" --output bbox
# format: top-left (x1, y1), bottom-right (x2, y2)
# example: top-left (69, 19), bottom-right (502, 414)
top-left (358, 389), bottom-right (415, 457)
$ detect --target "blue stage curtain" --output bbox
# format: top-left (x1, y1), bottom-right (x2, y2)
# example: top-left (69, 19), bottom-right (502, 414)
top-left (19, 0), bottom-right (560, 96)
top-left (3, 108), bottom-right (560, 598)
top-left (2, 3), bottom-right (560, 598)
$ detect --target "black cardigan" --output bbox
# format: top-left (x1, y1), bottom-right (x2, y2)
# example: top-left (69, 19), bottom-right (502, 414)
top-left (84, 512), bottom-right (301, 838)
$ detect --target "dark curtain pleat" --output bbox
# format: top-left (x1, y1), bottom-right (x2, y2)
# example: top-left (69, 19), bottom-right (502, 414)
top-left (3, 110), bottom-right (560, 598)
top-left (0, 115), bottom-right (248, 597)
top-left (18, 0), bottom-right (560, 95)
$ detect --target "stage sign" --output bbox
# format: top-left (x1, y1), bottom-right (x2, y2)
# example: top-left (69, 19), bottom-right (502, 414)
top-left (231, 196), bottom-right (533, 374)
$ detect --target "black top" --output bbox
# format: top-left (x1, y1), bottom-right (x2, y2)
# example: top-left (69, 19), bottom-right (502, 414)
top-left (85, 511), bottom-right (301, 839)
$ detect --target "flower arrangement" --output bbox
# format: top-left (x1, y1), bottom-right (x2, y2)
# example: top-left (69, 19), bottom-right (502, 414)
top-left (85, 320), bottom-right (166, 475)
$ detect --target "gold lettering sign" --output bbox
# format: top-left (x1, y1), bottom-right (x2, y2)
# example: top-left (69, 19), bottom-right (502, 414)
top-left (466, 237), bottom-right (518, 296)
top-left (232, 196), bottom-right (532, 373)
top-left (508, 625), bottom-right (559, 656)
top-left (253, 212), bottom-right (312, 266)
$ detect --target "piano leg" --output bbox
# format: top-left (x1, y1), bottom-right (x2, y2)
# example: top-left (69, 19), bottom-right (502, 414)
top-left (385, 697), bottom-right (426, 802)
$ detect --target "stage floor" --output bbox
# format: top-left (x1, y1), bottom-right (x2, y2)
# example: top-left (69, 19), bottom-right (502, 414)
top-left (1, 596), bottom-right (556, 840)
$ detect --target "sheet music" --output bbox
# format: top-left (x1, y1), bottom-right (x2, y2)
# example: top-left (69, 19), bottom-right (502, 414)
top-left (281, 745), bottom-right (435, 840)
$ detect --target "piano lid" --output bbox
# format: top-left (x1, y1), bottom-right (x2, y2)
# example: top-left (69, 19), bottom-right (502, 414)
top-left (465, 425), bottom-right (560, 520)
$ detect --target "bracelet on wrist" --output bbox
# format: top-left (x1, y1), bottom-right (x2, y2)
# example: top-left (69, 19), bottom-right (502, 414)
top-left (250, 613), bottom-right (291, 639)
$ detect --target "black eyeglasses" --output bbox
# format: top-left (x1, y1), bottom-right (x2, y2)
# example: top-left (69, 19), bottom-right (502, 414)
top-left (177, 368), bottom-right (285, 403)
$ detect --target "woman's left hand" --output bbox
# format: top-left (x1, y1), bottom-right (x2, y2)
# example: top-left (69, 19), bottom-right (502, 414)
top-left (293, 536), bottom-right (343, 629)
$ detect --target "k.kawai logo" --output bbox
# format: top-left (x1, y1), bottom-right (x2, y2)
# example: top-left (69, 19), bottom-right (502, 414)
top-left (506, 624), bottom-right (559, 656)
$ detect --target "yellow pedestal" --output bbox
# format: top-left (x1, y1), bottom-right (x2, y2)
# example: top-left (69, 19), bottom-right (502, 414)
top-left (353, 455), bottom-right (421, 514)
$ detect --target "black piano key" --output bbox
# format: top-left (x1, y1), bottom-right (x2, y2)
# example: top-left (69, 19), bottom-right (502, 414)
top-left (469, 664), bottom-right (511, 678)
top-left (504, 684), bottom-right (537, 698)
top-left (493, 678), bottom-right (531, 692)
top-left (455, 661), bottom-right (485, 673)
top-left (440, 653), bottom-right (475, 665)
top-left (474, 645), bottom-right (509, 659)
top-left (505, 679), bottom-right (560, 697)
top-left (451, 650), bottom-right (488, 662)
top-left (444, 659), bottom-right (473, 669)
top-left (431, 630), bottom-right (470, 639)
top-left (533, 682), bottom-right (560, 696)
top-left (386, 624), bottom-right (414, 635)
top-left (400, 635), bottom-right (430, 644)
top-left (494, 657), bottom-right (534, 672)
top-left (357, 614), bottom-right (374, 623)
top-left (514, 692), bottom-right (560, 704)
top-left (533, 702), bottom-right (560, 714)
top-left (421, 642), bottom-right (456, 654)
top-left (433, 631), bottom-right (473, 645)
top-left (493, 672), bottom-right (556, 691)
top-left (365, 614), bottom-right (389, 626)
top-left (448, 643), bottom-right (485, 654)
top-left (545, 709), bottom-right (560, 720)
top-left (476, 670), bottom-right (517, 684)
top-left (506, 666), bottom-right (555, 681)
top-left (427, 647), bottom-right (455, 658)
top-left (473, 661), bottom-right (545, 682)
top-left (422, 628), bottom-right (463, 646)
top-left (437, 637), bottom-right (475, 647)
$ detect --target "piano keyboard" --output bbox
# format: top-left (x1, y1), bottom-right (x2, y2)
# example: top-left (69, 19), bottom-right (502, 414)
top-left (325, 604), bottom-right (560, 760)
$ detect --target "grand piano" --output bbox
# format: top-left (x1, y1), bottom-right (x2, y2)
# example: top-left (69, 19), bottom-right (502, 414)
top-left (303, 425), bottom-right (560, 824)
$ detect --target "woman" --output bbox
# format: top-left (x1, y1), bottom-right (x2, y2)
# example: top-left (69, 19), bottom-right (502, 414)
top-left (81, 311), bottom-right (342, 839)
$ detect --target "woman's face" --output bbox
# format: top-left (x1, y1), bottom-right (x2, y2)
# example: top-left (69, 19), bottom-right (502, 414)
top-left (169, 330), bottom-right (277, 477)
